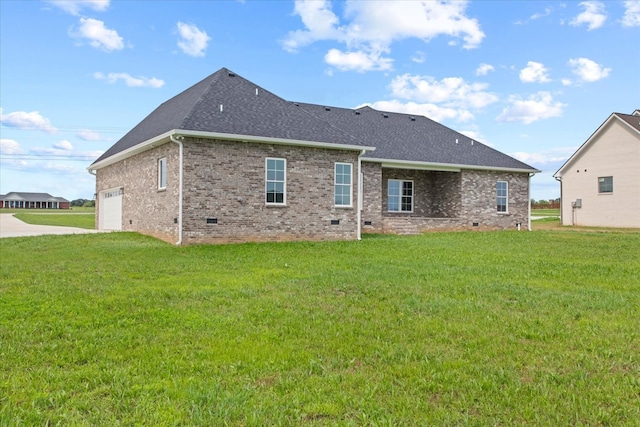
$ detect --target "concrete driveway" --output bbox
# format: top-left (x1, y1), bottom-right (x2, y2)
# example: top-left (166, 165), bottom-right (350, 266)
top-left (0, 213), bottom-right (109, 238)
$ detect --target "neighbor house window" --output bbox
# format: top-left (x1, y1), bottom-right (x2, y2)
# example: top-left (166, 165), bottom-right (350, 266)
top-left (158, 157), bottom-right (167, 189)
top-left (598, 176), bottom-right (613, 193)
top-left (388, 179), bottom-right (413, 212)
top-left (497, 181), bottom-right (508, 213)
top-left (265, 158), bottom-right (286, 205)
top-left (334, 162), bottom-right (352, 207)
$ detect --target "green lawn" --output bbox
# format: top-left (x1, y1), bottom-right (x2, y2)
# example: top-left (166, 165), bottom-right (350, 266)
top-left (0, 207), bottom-right (95, 214)
top-left (530, 208), bottom-right (560, 216)
top-left (12, 213), bottom-right (95, 229)
top-left (1, 231), bottom-right (639, 425)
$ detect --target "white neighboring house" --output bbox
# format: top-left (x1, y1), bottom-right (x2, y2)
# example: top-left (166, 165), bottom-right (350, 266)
top-left (554, 110), bottom-right (640, 228)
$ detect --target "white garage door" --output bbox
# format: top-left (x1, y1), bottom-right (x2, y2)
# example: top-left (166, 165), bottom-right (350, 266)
top-left (100, 188), bottom-right (123, 230)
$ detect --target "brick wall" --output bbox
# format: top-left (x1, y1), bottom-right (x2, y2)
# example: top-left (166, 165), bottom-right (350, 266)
top-left (95, 143), bottom-right (180, 242)
top-left (180, 138), bottom-right (361, 244)
top-left (361, 166), bottom-right (530, 234)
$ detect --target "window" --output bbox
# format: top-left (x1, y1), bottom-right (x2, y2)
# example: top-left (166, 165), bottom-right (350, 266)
top-left (598, 176), bottom-right (613, 193)
top-left (497, 181), bottom-right (508, 213)
top-left (334, 163), bottom-right (352, 207)
top-left (265, 158), bottom-right (286, 205)
top-left (158, 158), bottom-right (167, 189)
top-left (388, 179), bottom-right (413, 212)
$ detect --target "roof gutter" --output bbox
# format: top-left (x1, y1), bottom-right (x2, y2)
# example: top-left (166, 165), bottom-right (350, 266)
top-left (89, 130), bottom-right (375, 171)
top-left (367, 158), bottom-right (540, 174)
top-left (169, 134), bottom-right (184, 246)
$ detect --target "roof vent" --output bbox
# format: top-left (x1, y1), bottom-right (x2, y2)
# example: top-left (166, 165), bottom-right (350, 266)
top-left (410, 116), bottom-right (415, 121)
top-left (255, 88), bottom-right (259, 96)
top-left (228, 72), bottom-right (235, 77)
top-left (354, 111), bottom-right (361, 115)
top-left (325, 107), bottom-right (331, 111)
top-left (382, 113), bottom-right (389, 118)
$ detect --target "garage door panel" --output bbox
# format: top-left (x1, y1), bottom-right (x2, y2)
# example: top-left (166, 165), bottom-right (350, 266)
top-left (100, 188), bottom-right (122, 230)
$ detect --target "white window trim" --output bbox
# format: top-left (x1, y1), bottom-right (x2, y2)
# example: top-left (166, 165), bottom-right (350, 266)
top-left (265, 157), bottom-right (286, 206)
top-left (598, 176), bottom-right (613, 194)
top-left (387, 179), bottom-right (414, 213)
top-left (158, 157), bottom-right (167, 190)
top-left (497, 180), bottom-right (508, 214)
top-left (334, 162), bottom-right (353, 208)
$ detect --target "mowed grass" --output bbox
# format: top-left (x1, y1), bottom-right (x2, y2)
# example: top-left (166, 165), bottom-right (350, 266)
top-left (12, 213), bottom-right (95, 229)
top-left (530, 208), bottom-right (560, 216)
top-left (1, 231), bottom-right (639, 425)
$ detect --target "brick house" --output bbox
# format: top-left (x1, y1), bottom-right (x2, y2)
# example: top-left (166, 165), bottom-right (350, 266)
top-left (554, 110), bottom-right (640, 228)
top-left (89, 68), bottom-right (538, 244)
top-left (0, 192), bottom-right (70, 209)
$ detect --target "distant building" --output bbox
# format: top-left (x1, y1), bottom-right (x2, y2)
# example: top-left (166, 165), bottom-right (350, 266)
top-left (554, 110), bottom-right (640, 228)
top-left (0, 192), bottom-right (70, 209)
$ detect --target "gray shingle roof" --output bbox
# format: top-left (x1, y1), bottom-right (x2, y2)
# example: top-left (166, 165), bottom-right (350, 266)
top-left (294, 103), bottom-right (535, 170)
top-left (93, 67), bottom-right (537, 172)
top-left (615, 112), bottom-right (640, 133)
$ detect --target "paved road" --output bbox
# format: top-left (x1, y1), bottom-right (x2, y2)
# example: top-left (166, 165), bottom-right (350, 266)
top-left (0, 214), bottom-right (109, 238)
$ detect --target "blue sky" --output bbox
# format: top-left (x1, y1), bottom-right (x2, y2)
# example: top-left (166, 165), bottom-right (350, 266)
top-left (1, 0), bottom-right (638, 201)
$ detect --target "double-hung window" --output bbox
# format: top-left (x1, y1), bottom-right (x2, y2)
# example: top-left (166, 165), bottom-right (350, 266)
top-left (598, 176), bottom-right (613, 193)
top-left (334, 162), bottom-right (352, 207)
top-left (496, 181), bottom-right (508, 213)
top-left (388, 179), bottom-right (413, 212)
top-left (265, 158), bottom-right (286, 205)
top-left (158, 157), bottom-right (167, 190)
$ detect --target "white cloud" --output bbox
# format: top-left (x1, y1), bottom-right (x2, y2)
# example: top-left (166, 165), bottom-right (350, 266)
top-left (176, 22), bottom-right (211, 57)
top-left (47, 0), bottom-right (109, 16)
top-left (530, 7), bottom-right (553, 20)
top-left (77, 129), bottom-right (103, 141)
top-left (324, 48), bottom-right (393, 72)
top-left (519, 61), bottom-right (551, 83)
top-left (497, 92), bottom-right (566, 124)
top-left (570, 1), bottom-right (607, 30)
top-left (283, 0), bottom-right (485, 72)
top-left (53, 140), bottom-right (73, 151)
top-left (568, 57), bottom-right (611, 82)
top-left (0, 109), bottom-right (57, 133)
top-left (510, 147), bottom-right (578, 166)
top-left (389, 73), bottom-right (498, 109)
top-left (94, 72), bottom-right (165, 88)
top-left (621, 1), bottom-right (640, 27)
top-left (357, 100), bottom-right (473, 123)
top-left (411, 51), bottom-right (426, 64)
top-left (0, 139), bottom-right (25, 155)
top-left (475, 63), bottom-right (494, 76)
top-left (71, 18), bottom-right (124, 51)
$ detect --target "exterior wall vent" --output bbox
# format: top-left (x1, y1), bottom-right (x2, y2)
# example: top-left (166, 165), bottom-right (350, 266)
top-left (206, 218), bottom-right (218, 224)
top-left (473, 222), bottom-right (479, 227)
top-left (364, 220), bottom-right (372, 226)
top-left (330, 219), bottom-right (340, 225)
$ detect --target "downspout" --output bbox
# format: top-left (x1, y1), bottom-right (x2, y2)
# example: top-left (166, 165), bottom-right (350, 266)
top-left (169, 134), bottom-right (184, 245)
top-left (357, 149), bottom-right (366, 240)
top-left (528, 172), bottom-right (534, 231)
top-left (554, 175), bottom-right (563, 225)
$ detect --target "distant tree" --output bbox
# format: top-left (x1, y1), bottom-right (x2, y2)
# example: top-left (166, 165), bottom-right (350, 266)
top-left (71, 198), bottom-right (88, 207)
top-left (82, 200), bottom-right (95, 208)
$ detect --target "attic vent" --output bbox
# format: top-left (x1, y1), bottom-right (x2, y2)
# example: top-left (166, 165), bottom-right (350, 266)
top-left (325, 107), bottom-right (331, 111)
top-left (410, 116), bottom-right (416, 121)
top-left (354, 111), bottom-right (361, 115)
top-left (228, 72), bottom-right (235, 77)
top-left (382, 113), bottom-right (389, 118)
